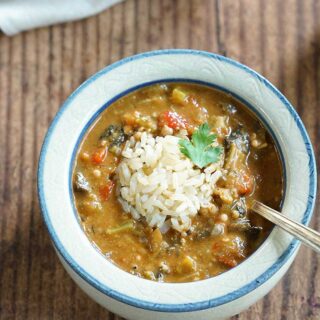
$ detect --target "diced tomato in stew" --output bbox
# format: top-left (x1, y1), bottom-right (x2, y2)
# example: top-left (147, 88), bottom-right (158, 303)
top-left (158, 111), bottom-right (188, 130)
top-left (212, 239), bottom-right (245, 268)
top-left (92, 147), bottom-right (108, 164)
top-left (235, 171), bottom-right (254, 195)
top-left (99, 180), bottom-right (115, 201)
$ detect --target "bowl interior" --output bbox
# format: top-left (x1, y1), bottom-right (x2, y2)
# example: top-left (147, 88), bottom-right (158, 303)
top-left (70, 78), bottom-right (287, 264)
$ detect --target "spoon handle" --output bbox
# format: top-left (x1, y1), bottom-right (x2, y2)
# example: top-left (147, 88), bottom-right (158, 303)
top-left (252, 200), bottom-right (320, 254)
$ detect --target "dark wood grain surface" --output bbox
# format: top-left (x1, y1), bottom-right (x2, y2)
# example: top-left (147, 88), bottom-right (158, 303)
top-left (0, 0), bottom-right (319, 319)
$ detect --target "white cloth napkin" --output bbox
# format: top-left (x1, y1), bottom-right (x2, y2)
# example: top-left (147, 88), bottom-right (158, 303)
top-left (0, 0), bottom-right (123, 36)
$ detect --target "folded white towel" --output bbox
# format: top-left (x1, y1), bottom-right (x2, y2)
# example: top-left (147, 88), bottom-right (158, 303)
top-left (0, 0), bottom-right (123, 36)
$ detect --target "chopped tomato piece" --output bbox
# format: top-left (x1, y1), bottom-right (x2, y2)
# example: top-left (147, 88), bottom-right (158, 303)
top-left (99, 180), bottom-right (115, 201)
top-left (212, 238), bottom-right (245, 268)
top-left (216, 255), bottom-right (238, 268)
top-left (212, 242), bottom-right (223, 252)
top-left (236, 171), bottom-right (254, 195)
top-left (158, 111), bottom-right (188, 130)
top-left (92, 147), bottom-right (108, 164)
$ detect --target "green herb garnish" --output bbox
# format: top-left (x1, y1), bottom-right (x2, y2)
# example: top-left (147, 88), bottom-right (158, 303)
top-left (179, 123), bottom-right (222, 169)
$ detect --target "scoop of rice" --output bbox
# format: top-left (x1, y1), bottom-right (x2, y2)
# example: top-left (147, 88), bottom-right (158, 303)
top-left (116, 132), bottom-right (222, 232)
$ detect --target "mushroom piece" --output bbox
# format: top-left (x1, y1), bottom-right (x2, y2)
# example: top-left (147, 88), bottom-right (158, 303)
top-left (73, 172), bottom-right (91, 193)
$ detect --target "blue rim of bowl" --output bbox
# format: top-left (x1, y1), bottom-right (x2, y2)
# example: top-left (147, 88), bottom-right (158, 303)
top-left (38, 49), bottom-right (317, 312)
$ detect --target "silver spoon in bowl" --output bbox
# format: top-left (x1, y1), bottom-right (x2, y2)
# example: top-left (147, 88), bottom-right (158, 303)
top-left (252, 200), bottom-right (320, 254)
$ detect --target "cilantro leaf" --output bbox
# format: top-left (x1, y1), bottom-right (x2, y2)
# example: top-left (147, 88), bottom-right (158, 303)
top-left (179, 123), bottom-right (222, 168)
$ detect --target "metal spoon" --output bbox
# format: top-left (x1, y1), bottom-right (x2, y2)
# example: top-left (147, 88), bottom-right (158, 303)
top-left (252, 200), bottom-right (320, 254)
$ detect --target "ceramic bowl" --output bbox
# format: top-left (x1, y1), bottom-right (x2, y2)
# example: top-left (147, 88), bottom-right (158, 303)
top-left (38, 50), bottom-right (317, 320)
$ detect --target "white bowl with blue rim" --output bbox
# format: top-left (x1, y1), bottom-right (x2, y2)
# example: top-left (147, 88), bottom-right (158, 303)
top-left (38, 49), bottom-right (317, 320)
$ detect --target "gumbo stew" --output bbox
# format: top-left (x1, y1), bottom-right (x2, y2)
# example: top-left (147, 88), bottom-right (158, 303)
top-left (73, 83), bottom-right (283, 283)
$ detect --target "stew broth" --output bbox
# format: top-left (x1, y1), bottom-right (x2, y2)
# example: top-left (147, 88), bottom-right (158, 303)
top-left (73, 83), bottom-right (283, 282)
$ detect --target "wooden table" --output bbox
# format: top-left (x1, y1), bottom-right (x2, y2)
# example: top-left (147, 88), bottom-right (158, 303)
top-left (0, 0), bottom-right (319, 319)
